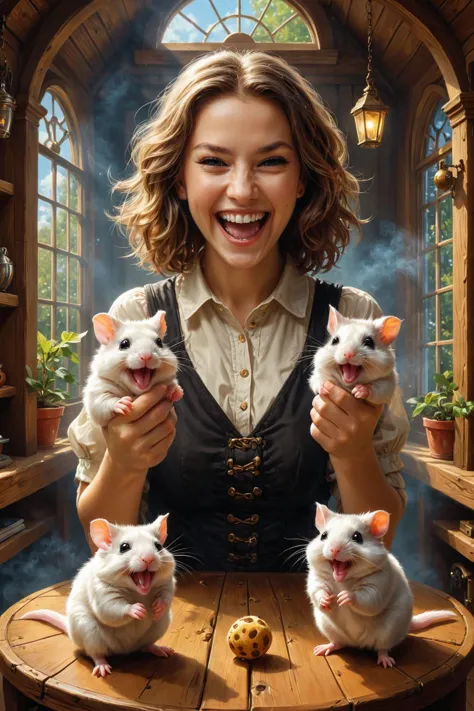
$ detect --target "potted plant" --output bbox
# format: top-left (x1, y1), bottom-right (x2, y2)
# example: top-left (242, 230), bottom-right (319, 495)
top-left (407, 370), bottom-right (474, 460)
top-left (26, 329), bottom-right (87, 448)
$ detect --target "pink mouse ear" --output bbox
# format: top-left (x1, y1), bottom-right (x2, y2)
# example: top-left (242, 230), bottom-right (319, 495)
top-left (368, 511), bottom-right (390, 538)
top-left (327, 305), bottom-right (343, 337)
top-left (92, 313), bottom-right (121, 345)
top-left (149, 310), bottom-right (167, 339)
top-left (315, 503), bottom-right (335, 530)
top-left (150, 513), bottom-right (169, 545)
top-left (377, 316), bottom-right (402, 345)
top-left (90, 519), bottom-right (116, 551)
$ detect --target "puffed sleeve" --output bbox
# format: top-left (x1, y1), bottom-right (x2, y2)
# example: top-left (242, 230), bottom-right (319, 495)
top-left (68, 286), bottom-right (149, 491)
top-left (326, 286), bottom-right (410, 512)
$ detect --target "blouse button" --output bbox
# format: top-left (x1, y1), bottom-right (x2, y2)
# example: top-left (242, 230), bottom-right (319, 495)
top-left (240, 369), bottom-right (249, 378)
top-left (238, 334), bottom-right (246, 343)
top-left (248, 321), bottom-right (257, 330)
top-left (240, 401), bottom-right (248, 411)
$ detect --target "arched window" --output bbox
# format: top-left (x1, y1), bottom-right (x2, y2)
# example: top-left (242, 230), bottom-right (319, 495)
top-left (38, 89), bottom-right (86, 399)
top-left (162, 0), bottom-right (313, 44)
top-left (417, 98), bottom-right (453, 392)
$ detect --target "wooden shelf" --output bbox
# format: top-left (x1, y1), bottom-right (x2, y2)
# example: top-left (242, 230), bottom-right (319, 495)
top-left (0, 292), bottom-right (18, 308)
top-left (0, 386), bottom-right (16, 399)
top-left (402, 443), bottom-right (474, 509)
top-left (0, 179), bottom-right (14, 197)
top-left (433, 520), bottom-right (474, 563)
top-left (0, 517), bottom-right (55, 565)
top-left (0, 438), bottom-right (75, 509)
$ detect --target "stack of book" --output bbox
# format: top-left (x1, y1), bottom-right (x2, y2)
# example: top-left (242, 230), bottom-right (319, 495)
top-left (0, 516), bottom-right (25, 543)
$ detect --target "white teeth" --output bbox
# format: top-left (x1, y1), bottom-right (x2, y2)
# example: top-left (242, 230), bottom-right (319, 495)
top-left (219, 212), bottom-right (266, 224)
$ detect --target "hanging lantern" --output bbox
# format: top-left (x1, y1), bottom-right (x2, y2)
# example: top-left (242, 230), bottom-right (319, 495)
top-left (0, 15), bottom-right (16, 139)
top-left (351, 0), bottom-right (388, 148)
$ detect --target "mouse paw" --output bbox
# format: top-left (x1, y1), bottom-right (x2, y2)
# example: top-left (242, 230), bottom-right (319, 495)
top-left (92, 656), bottom-right (112, 677)
top-left (352, 384), bottom-right (372, 400)
top-left (114, 396), bottom-right (134, 416)
top-left (151, 598), bottom-right (168, 621)
top-left (377, 651), bottom-right (396, 668)
top-left (319, 592), bottom-right (336, 610)
top-left (313, 641), bottom-right (342, 657)
top-left (143, 643), bottom-right (175, 658)
top-left (167, 383), bottom-right (184, 403)
top-left (337, 590), bottom-right (355, 607)
top-left (128, 602), bottom-right (147, 620)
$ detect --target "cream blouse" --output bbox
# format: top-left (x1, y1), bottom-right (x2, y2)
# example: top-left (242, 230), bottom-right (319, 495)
top-left (68, 259), bottom-right (409, 511)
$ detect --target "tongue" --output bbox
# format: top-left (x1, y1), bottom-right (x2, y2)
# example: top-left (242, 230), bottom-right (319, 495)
top-left (132, 367), bottom-right (152, 390)
top-left (341, 364), bottom-right (360, 384)
top-left (332, 560), bottom-right (351, 583)
top-left (223, 219), bottom-right (263, 240)
top-left (131, 570), bottom-right (152, 595)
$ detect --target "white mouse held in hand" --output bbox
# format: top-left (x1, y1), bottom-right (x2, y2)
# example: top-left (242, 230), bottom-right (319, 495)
top-left (306, 504), bottom-right (457, 668)
top-left (20, 514), bottom-right (176, 678)
top-left (308, 305), bottom-right (402, 406)
top-left (83, 310), bottom-right (183, 427)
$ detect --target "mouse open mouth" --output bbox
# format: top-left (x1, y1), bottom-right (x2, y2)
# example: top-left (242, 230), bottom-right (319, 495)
top-left (339, 364), bottom-right (363, 384)
top-left (128, 367), bottom-right (155, 390)
top-left (331, 559), bottom-right (352, 583)
top-left (130, 570), bottom-right (155, 595)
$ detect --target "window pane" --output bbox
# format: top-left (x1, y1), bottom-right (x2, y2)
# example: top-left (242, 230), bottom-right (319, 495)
top-left (253, 24), bottom-right (272, 40)
top-left (57, 208), bottom-right (68, 250)
top-left (422, 204), bottom-right (436, 247)
top-left (69, 307), bottom-right (79, 333)
top-left (422, 164), bottom-right (437, 204)
top-left (38, 200), bottom-right (53, 246)
top-left (207, 23), bottom-right (228, 41)
top-left (274, 15), bottom-right (311, 42)
top-left (38, 248), bottom-right (52, 299)
top-left (422, 250), bottom-right (436, 294)
top-left (439, 243), bottom-right (453, 288)
top-left (38, 304), bottom-right (52, 340)
top-left (56, 253), bottom-right (67, 302)
top-left (423, 347), bottom-right (436, 392)
top-left (70, 173), bottom-right (79, 211)
top-left (69, 258), bottom-right (79, 304)
top-left (55, 305), bottom-right (67, 338)
top-left (57, 166), bottom-right (68, 206)
top-left (423, 296), bottom-right (436, 342)
top-left (439, 290), bottom-right (453, 340)
top-left (38, 155), bottom-right (53, 198)
top-left (440, 344), bottom-right (453, 375)
top-left (439, 196), bottom-right (452, 241)
top-left (70, 214), bottom-right (79, 254)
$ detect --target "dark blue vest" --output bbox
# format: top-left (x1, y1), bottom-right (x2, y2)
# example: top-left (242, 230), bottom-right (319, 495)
top-left (144, 276), bottom-right (342, 572)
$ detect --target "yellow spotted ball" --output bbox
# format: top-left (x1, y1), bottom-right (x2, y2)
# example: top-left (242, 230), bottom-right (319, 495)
top-left (227, 615), bottom-right (273, 660)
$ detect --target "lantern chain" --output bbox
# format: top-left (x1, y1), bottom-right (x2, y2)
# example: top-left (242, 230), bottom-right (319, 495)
top-left (0, 16), bottom-right (12, 91)
top-left (366, 0), bottom-right (374, 90)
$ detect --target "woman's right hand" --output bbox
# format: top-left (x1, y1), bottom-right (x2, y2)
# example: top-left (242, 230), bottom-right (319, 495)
top-left (102, 384), bottom-right (178, 474)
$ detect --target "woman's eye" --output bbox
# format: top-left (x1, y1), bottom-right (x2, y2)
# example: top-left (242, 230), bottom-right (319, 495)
top-left (198, 157), bottom-right (226, 167)
top-left (259, 157), bottom-right (289, 167)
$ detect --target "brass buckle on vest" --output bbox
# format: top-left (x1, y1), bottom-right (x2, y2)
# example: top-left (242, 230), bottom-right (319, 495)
top-left (227, 455), bottom-right (261, 477)
top-left (228, 487), bottom-right (262, 499)
top-left (227, 514), bottom-right (260, 525)
top-left (228, 533), bottom-right (258, 546)
top-left (228, 552), bottom-right (258, 563)
top-left (228, 437), bottom-right (263, 451)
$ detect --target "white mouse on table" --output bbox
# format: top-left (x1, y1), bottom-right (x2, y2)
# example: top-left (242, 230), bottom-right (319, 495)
top-left (308, 305), bottom-right (401, 405)
top-left (83, 310), bottom-right (183, 427)
top-left (20, 514), bottom-right (176, 678)
top-left (306, 504), bottom-right (457, 668)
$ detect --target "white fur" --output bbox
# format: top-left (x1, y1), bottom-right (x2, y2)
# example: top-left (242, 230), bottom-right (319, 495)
top-left (83, 311), bottom-right (180, 426)
top-left (306, 505), bottom-right (456, 665)
top-left (308, 307), bottom-right (399, 405)
top-left (21, 516), bottom-right (176, 675)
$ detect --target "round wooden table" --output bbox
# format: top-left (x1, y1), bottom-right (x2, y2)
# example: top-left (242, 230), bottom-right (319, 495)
top-left (1, 572), bottom-right (473, 711)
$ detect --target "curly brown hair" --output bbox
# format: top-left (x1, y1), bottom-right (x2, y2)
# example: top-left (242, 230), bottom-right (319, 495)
top-left (111, 49), bottom-right (363, 274)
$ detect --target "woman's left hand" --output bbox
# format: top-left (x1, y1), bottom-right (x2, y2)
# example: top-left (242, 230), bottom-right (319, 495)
top-left (310, 380), bottom-right (383, 460)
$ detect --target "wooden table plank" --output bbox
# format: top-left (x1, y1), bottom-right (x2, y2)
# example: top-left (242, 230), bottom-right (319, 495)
top-left (201, 573), bottom-right (249, 711)
top-left (9, 589), bottom-right (67, 646)
top-left (410, 581), bottom-right (465, 644)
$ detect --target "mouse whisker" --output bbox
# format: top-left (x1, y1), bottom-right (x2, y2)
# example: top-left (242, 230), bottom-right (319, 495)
top-left (349, 551), bottom-right (385, 573)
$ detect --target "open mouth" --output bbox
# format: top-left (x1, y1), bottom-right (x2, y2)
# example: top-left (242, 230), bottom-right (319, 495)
top-left (128, 367), bottom-right (155, 390)
top-left (331, 559), bottom-right (352, 583)
top-left (216, 212), bottom-right (270, 242)
top-left (339, 364), bottom-right (363, 384)
top-left (130, 570), bottom-right (155, 595)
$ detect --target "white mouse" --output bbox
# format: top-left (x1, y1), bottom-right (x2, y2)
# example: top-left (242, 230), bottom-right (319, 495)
top-left (306, 504), bottom-right (457, 668)
top-left (83, 310), bottom-right (183, 427)
top-left (20, 514), bottom-right (176, 678)
top-left (308, 305), bottom-right (401, 405)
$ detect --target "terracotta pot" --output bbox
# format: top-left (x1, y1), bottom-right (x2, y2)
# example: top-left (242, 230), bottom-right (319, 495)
top-left (423, 418), bottom-right (455, 460)
top-left (37, 406), bottom-right (65, 448)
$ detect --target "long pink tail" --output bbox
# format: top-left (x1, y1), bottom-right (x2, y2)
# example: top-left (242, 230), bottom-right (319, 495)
top-left (409, 610), bottom-right (457, 632)
top-left (20, 609), bottom-right (68, 634)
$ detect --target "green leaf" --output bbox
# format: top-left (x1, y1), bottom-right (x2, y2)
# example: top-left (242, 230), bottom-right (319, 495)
top-left (412, 403), bottom-right (426, 418)
top-left (453, 406), bottom-right (463, 417)
top-left (25, 364), bottom-right (33, 378)
top-left (425, 392), bottom-right (434, 404)
top-left (434, 373), bottom-right (449, 386)
top-left (63, 373), bottom-right (75, 384)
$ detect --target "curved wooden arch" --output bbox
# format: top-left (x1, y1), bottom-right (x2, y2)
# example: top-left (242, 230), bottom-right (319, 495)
top-left (11, 0), bottom-right (470, 101)
top-left (409, 83), bottom-right (449, 168)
